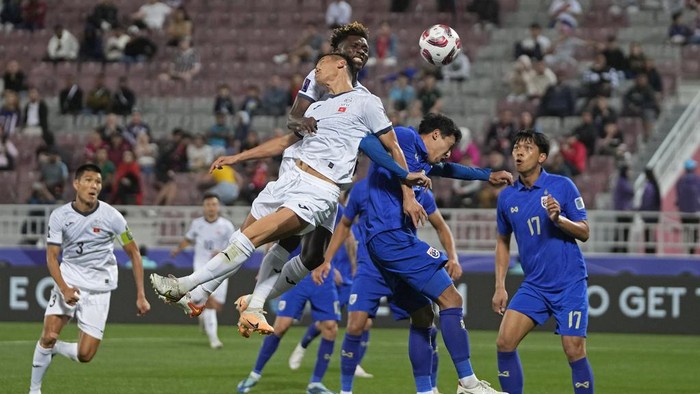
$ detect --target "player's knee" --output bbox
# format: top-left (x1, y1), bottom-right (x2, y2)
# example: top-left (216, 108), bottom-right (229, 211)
top-left (320, 320), bottom-right (338, 338)
top-left (496, 335), bottom-right (518, 352)
top-left (346, 316), bottom-right (366, 335)
top-left (363, 318), bottom-right (373, 331)
top-left (300, 248), bottom-right (324, 270)
top-left (563, 340), bottom-right (587, 361)
top-left (409, 305), bottom-right (434, 328)
top-left (77, 351), bottom-right (95, 363)
top-left (39, 335), bottom-right (57, 348)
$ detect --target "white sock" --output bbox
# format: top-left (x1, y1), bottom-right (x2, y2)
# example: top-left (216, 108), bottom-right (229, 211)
top-left (189, 285), bottom-right (210, 305)
top-left (340, 391), bottom-right (353, 394)
top-left (201, 309), bottom-right (219, 343)
top-left (267, 256), bottom-right (309, 300)
top-left (258, 243), bottom-right (290, 284)
top-left (459, 374), bottom-right (479, 388)
top-left (250, 371), bottom-right (262, 380)
top-left (30, 341), bottom-right (53, 391)
top-left (180, 230), bottom-right (254, 292)
top-left (247, 274), bottom-right (279, 310)
top-left (53, 340), bottom-right (79, 362)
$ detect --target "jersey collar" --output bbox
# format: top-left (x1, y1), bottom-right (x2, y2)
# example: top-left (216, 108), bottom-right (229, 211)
top-left (516, 168), bottom-right (549, 191)
top-left (71, 200), bottom-right (100, 216)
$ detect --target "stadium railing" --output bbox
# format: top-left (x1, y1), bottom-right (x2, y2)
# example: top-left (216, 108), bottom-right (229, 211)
top-left (1, 205), bottom-right (697, 255)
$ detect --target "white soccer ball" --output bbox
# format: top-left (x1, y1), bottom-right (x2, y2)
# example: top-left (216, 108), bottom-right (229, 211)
top-left (418, 24), bottom-right (462, 66)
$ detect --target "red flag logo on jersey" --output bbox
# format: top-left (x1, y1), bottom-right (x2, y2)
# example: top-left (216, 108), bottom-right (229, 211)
top-left (93, 227), bottom-right (101, 233)
top-left (338, 106), bottom-right (347, 112)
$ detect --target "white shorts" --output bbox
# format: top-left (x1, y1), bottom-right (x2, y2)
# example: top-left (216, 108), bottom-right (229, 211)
top-left (250, 166), bottom-right (339, 234)
top-left (45, 285), bottom-right (111, 340)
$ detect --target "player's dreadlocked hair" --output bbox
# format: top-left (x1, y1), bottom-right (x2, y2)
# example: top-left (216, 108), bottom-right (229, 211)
top-left (330, 21), bottom-right (369, 50)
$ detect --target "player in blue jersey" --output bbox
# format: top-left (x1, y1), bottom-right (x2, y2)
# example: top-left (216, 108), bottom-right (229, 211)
top-left (316, 113), bottom-right (513, 394)
top-left (492, 130), bottom-right (593, 394)
top-left (315, 177), bottom-right (463, 394)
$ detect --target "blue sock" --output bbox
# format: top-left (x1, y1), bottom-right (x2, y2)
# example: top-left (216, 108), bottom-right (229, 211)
top-left (301, 323), bottom-right (321, 349)
top-left (439, 307), bottom-right (474, 379)
top-left (497, 350), bottom-right (523, 394)
top-left (340, 333), bottom-right (362, 392)
top-left (409, 325), bottom-right (433, 393)
top-left (570, 357), bottom-right (594, 393)
top-left (253, 334), bottom-right (281, 374)
top-left (310, 338), bottom-right (334, 383)
top-left (429, 325), bottom-right (439, 389)
top-left (357, 330), bottom-right (370, 364)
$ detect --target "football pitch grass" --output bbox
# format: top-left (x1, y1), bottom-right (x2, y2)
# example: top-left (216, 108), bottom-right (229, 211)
top-left (2, 322), bottom-right (699, 393)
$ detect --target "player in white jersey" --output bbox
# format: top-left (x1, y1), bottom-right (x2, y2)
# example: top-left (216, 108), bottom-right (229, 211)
top-left (169, 193), bottom-right (235, 349)
top-left (29, 164), bottom-right (150, 394)
top-left (150, 52), bottom-right (431, 336)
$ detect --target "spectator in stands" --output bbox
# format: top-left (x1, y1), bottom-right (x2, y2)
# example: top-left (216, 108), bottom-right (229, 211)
top-left (107, 132), bottom-right (132, 167)
top-left (643, 58), bottom-right (664, 95)
top-left (88, 0), bottom-right (119, 32)
top-left (2, 60), bottom-right (27, 94)
top-left (105, 27), bottom-right (130, 62)
top-left (599, 35), bottom-right (627, 75)
top-left (608, 0), bottom-right (641, 15)
top-left (478, 150), bottom-right (508, 208)
top-left (213, 83), bottom-right (235, 116)
top-left (273, 23), bottom-right (324, 66)
top-left (111, 150), bottom-right (143, 205)
top-left (367, 21), bottom-right (398, 67)
top-left (236, 84), bottom-right (262, 142)
top-left (187, 133), bottom-right (214, 172)
top-left (639, 168), bottom-right (661, 254)
top-left (527, 59), bottom-right (557, 102)
top-left (544, 151), bottom-right (573, 178)
top-left (442, 51), bottom-right (471, 82)
top-left (86, 74), bottom-right (112, 114)
top-left (544, 21), bottom-right (584, 67)
top-left (38, 147), bottom-right (69, 201)
top-left (518, 111), bottom-right (541, 133)
top-left (560, 133), bottom-right (587, 176)
top-left (390, 0), bottom-right (411, 12)
top-left (1, 0), bottom-right (23, 31)
top-left (159, 37), bottom-right (201, 83)
top-left (677, 159), bottom-right (700, 254)
top-left (207, 112), bottom-right (232, 157)
top-left (197, 164), bottom-right (240, 205)
top-left (548, 0), bottom-right (582, 28)
top-left (485, 110), bottom-right (517, 157)
top-left (240, 130), bottom-right (261, 153)
top-left (261, 75), bottom-right (291, 117)
top-left (507, 55), bottom-right (534, 102)
top-left (450, 154), bottom-right (481, 207)
top-left (623, 73), bottom-right (660, 141)
top-left (132, 0), bottom-right (172, 31)
top-left (22, 87), bottom-right (48, 137)
top-left (589, 95), bottom-right (618, 135)
top-left (111, 76), bottom-right (136, 116)
top-left (416, 74), bottom-right (443, 115)
top-left (123, 25), bottom-right (158, 62)
top-left (59, 75), bottom-right (83, 115)
top-left (0, 90), bottom-right (21, 137)
top-left (94, 147), bottom-right (116, 199)
top-left (98, 113), bottom-right (125, 141)
top-left (21, 0), bottom-right (46, 31)
top-left (124, 111), bottom-right (151, 146)
top-left (388, 72), bottom-right (416, 113)
top-left (597, 121), bottom-right (625, 156)
top-left (243, 159), bottom-right (270, 202)
top-left (326, 0), bottom-right (351, 29)
top-left (165, 6), bottom-right (192, 47)
top-left (572, 111), bottom-right (597, 157)
top-left (582, 53), bottom-right (620, 100)
top-left (154, 128), bottom-right (189, 205)
top-left (449, 126), bottom-right (481, 166)
top-left (669, 11), bottom-right (696, 44)
top-left (538, 77), bottom-right (576, 117)
top-left (612, 165), bottom-right (634, 253)
top-left (625, 42), bottom-right (648, 78)
top-left (0, 126), bottom-right (18, 170)
top-left (134, 132), bottom-right (158, 175)
top-left (467, 0), bottom-right (500, 27)
top-left (514, 23), bottom-right (551, 60)
top-left (80, 21), bottom-right (106, 61)
top-left (45, 24), bottom-right (80, 62)
top-left (84, 129), bottom-right (107, 162)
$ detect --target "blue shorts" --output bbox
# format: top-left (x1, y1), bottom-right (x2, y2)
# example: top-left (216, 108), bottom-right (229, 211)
top-left (337, 283), bottom-right (352, 310)
top-left (367, 230), bottom-right (451, 311)
top-left (347, 270), bottom-right (410, 320)
top-left (277, 275), bottom-right (340, 322)
top-left (508, 279), bottom-right (589, 337)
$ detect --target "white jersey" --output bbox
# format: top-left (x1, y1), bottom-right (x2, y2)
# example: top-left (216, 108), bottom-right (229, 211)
top-left (46, 201), bottom-right (132, 292)
top-left (184, 216), bottom-right (236, 268)
top-left (298, 89), bottom-right (392, 185)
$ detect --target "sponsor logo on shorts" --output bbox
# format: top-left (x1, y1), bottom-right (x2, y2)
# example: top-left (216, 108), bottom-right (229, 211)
top-left (298, 204), bottom-right (310, 211)
top-left (426, 247), bottom-right (440, 259)
top-left (349, 294), bottom-right (357, 305)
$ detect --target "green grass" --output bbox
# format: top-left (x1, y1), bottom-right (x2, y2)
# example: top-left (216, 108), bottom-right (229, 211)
top-left (2, 322), bottom-right (699, 393)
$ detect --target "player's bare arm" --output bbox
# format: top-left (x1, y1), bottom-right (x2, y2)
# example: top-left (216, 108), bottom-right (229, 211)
top-left (545, 195), bottom-right (590, 242)
top-left (287, 95), bottom-right (317, 135)
top-left (313, 215), bottom-right (353, 285)
top-left (492, 233), bottom-right (512, 316)
top-left (345, 228), bottom-right (358, 277)
top-left (170, 238), bottom-right (191, 257)
top-left (123, 241), bottom-right (151, 316)
top-left (209, 132), bottom-right (301, 173)
top-left (428, 210), bottom-right (462, 281)
top-left (46, 244), bottom-right (80, 305)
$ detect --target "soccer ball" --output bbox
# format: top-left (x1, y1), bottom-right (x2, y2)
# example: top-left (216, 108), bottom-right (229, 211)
top-left (418, 24), bottom-right (462, 66)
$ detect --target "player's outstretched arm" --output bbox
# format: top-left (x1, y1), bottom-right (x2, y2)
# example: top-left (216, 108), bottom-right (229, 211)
top-left (493, 233), bottom-right (511, 316)
top-left (429, 162), bottom-right (514, 187)
top-left (170, 238), bottom-right (191, 257)
top-left (428, 210), bottom-right (462, 281)
top-left (209, 132), bottom-right (301, 173)
top-left (359, 134), bottom-right (431, 188)
top-left (312, 215), bottom-right (353, 285)
top-left (47, 244), bottom-right (81, 305)
top-left (123, 241), bottom-right (151, 316)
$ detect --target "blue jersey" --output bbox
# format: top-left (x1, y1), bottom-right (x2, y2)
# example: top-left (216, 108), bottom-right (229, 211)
top-left (365, 127), bottom-right (434, 241)
top-left (333, 204), bottom-right (353, 285)
top-left (496, 169), bottom-right (588, 291)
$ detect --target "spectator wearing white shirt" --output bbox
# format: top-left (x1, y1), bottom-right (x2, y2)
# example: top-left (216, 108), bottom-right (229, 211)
top-left (549, 0), bottom-right (582, 28)
top-left (326, 0), bottom-right (351, 29)
top-left (105, 26), bottom-right (130, 62)
top-left (515, 23), bottom-right (551, 60)
top-left (527, 59), bottom-right (557, 100)
top-left (132, 0), bottom-right (171, 31)
top-left (442, 52), bottom-right (471, 82)
top-left (46, 25), bottom-right (79, 61)
top-left (187, 134), bottom-right (214, 172)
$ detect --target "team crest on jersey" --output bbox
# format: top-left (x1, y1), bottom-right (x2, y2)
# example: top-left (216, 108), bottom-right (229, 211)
top-left (426, 247), bottom-right (440, 259)
top-left (541, 196), bottom-right (548, 209)
top-left (349, 294), bottom-right (357, 305)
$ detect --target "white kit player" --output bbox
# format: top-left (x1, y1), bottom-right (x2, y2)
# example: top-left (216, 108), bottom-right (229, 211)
top-left (151, 53), bottom-right (430, 335)
top-left (169, 193), bottom-right (235, 349)
top-left (29, 164), bottom-right (150, 394)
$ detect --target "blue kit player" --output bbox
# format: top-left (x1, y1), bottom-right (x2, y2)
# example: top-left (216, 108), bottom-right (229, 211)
top-left (320, 113), bottom-right (513, 394)
top-left (492, 130), bottom-right (593, 394)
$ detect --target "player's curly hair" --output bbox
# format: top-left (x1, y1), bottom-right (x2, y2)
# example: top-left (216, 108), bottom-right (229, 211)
top-left (330, 21), bottom-right (369, 49)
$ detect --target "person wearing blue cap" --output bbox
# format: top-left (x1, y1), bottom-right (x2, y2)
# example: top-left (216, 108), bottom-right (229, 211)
top-left (676, 159), bottom-right (699, 254)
